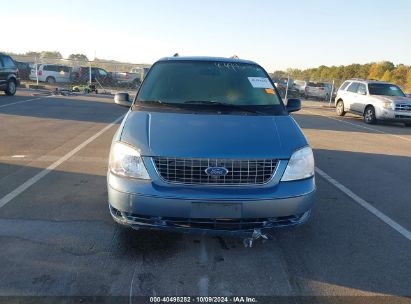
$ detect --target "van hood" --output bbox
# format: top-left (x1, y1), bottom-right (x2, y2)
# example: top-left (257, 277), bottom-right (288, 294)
top-left (119, 111), bottom-right (307, 159)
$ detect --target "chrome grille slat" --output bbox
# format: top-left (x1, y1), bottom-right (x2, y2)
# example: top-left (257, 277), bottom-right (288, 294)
top-left (395, 104), bottom-right (411, 112)
top-left (152, 157), bottom-right (278, 185)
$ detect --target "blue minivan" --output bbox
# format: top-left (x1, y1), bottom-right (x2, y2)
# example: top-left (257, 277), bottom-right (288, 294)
top-left (108, 56), bottom-right (315, 236)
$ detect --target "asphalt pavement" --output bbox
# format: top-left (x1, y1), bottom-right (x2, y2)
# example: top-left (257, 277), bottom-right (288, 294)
top-left (0, 91), bottom-right (410, 302)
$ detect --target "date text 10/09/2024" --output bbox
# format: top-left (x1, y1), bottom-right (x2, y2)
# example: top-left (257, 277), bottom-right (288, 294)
top-left (150, 297), bottom-right (258, 303)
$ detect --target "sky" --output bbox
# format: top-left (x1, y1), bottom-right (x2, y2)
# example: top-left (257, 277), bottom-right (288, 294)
top-left (2, 0), bottom-right (411, 71)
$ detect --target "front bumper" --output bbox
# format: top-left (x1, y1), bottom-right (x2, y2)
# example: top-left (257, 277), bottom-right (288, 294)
top-left (305, 92), bottom-right (327, 99)
top-left (377, 108), bottom-right (411, 121)
top-left (109, 204), bottom-right (312, 237)
top-left (107, 171), bottom-right (316, 236)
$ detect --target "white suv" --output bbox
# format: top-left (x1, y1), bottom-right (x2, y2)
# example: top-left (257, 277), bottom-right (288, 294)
top-left (29, 64), bottom-right (71, 84)
top-left (335, 79), bottom-right (411, 126)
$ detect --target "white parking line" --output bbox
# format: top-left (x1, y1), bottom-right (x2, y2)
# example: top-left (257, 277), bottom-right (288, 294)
top-left (0, 115), bottom-right (124, 209)
top-left (11, 155), bottom-right (26, 158)
top-left (316, 167), bottom-right (411, 242)
top-left (0, 97), bottom-right (50, 109)
top-left (198, 277), bottom-right (210, 296)
top-left (198, 237), bottom-right (209, 296)
top-left (302, 109), bottom-right (411, 143)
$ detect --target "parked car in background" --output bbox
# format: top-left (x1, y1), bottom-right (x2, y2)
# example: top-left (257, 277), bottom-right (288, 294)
top-left (108, 56), bottom-right (315, 237)
top-left (142, 67), bottom-right (150, 79)
top-left (0, 53), bottom-right (20, 96)
top-left (293, 80), bottom-right (307, 95)
top-left (112, 67), bottom-right (144, 86)
top-left (304, 82), bottom-right (330, 100)
top-left (28, 63), bottom-right (41, 76)
top-left (273, 77), bottom-right (293, 90)
top-left (15, 61), bottom-right (31, 80)
top-left (29, 64), bottom-right (71, 84)
top-left (131, 67), bottom-right (150, 75)
top-left (273, 77), bottom-right (297, 98)
top-left (71, 67), bottom-right (114, 86)
top-left (335, 79), bottom-right (411, 126)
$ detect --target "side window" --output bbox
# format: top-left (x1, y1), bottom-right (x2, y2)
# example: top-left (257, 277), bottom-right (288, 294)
top-left (43, 65), bottom-right (52, 71)
top-left (98, 69), bottom-right (108, 76)
top-left (2, 56), bottom-right (16, 68)
top-left (347, 82), bottom-right (360, 93)
top-left (49, 66), bottom-right (60, 72)
top-left (0, 56), bottom-right (3, 68)
top-left (357, 84), bottom-right (367, 95)
top-left (339, 81), bottom-right (350, 91)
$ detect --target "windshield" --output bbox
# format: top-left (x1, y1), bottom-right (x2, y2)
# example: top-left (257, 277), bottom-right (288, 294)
top-left (136, 61), bottom-right (283, 107)
top-left (368, 83), bottom-right (406, 97)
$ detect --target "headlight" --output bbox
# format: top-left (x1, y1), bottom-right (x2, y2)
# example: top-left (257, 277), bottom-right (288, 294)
top-left (109, 142), bottom-right (150, 179)
top-left (383, 101), bottom-right (393, 109)
top-left (281, 146), bottom-right (315, 181)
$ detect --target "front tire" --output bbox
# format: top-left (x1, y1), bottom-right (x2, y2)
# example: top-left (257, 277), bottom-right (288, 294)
top-left (364, 106), bottom-right (377, 124)
top-left (5, 80), bottom-right (17, 96)
top-left (336, 100), bottom-right (346, 116)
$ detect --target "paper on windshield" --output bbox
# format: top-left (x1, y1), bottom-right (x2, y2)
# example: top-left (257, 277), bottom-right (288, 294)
top-left (248, 77), bottom-right (274, 89)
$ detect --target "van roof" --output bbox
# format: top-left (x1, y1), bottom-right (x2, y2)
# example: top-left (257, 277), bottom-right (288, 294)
top-left (158, 56), bottom-right (257, 65)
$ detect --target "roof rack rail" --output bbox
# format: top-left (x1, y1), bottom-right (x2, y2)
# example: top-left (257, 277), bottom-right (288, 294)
top-left (349, 78), bottom-right (384, 82)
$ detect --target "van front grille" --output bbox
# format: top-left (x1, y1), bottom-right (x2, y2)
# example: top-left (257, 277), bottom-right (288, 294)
top-left (152, 157), bottom-right (278, 185)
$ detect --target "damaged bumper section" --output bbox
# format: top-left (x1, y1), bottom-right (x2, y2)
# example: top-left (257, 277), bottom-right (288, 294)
top-left (107, 172), bottom-right (315, 237)
top-left (109, 204), bottom-right (312, 237)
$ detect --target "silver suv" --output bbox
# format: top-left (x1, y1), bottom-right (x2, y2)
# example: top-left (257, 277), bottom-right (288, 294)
top-left (335, 79), bottom-right (411, 126)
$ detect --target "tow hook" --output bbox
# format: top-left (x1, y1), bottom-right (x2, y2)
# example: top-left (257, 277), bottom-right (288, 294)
top-left (243, 229), bottom-right (269, 248)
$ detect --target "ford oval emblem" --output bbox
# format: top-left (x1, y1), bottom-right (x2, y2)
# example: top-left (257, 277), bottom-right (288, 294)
top-left (205, 167), bottom-right (229, 177)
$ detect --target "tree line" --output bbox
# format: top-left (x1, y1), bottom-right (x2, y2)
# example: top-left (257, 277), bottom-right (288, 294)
top-left (3, 51), bottom-right (410, 91)
top-left (272, 61), bottom-right (411, 91)
top-left (1, 50), bottom-right (150, 72)
top-left (3, 51), bottom-right (89, 62)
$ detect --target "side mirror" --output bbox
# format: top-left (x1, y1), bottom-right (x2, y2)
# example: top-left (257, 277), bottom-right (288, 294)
top-left (114, 93), bottom-right (132, 107)
top-left (286, 98), bottom-right (301, 113)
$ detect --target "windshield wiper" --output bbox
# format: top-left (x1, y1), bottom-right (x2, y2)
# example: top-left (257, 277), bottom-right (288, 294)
top-left (184, 100), bottom-right (224, 105)
top-left (138, 100), bottom-right (166, 105)
top-left (183, 100), bottom-right (266, 115)
top-left (133, 100), bottom-right (177, 110)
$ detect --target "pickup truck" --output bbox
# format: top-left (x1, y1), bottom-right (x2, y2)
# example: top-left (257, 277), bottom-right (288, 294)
top-left (71, 67), bottom-right (114, 86)
top-left (112, 67), bottom-right (145, 85)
